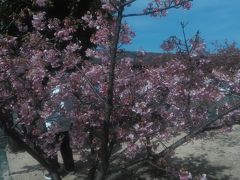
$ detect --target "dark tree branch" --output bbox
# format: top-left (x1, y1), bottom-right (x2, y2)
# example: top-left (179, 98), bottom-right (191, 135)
top-left (152, 100), bottom-right (240, 159)
top-left (0, 110), bottom-right (61, 180)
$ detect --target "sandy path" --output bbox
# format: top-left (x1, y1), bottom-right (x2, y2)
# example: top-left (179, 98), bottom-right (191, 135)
top-left (3, 125), bottom-right (240, 180)
top-left (173, 125), bottom-right (240, 180)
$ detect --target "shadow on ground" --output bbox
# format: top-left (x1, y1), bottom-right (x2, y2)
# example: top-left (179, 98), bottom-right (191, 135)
top-left (169, 154), bottom-right (232, 180)
top-left (10, 164), bottom-right (43, 175)
top-left (101, 154), bottom-right (231, 180)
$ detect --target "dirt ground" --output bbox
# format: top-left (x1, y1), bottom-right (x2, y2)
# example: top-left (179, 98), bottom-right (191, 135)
top-left (172, 125), bottom-right (240, 180)
top-left (3, 125), bottom-right (240, 180)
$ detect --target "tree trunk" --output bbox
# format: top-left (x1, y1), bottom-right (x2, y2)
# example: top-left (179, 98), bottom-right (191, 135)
top-left (60, 131), bottom-right (75, 171)
top-left (97, 4), bottom-right (124, 180)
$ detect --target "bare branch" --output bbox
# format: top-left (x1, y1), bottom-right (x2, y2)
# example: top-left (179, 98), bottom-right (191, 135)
top-left (123, 0), bottom-right (136, 7)
top-left (123, 0), bottom-right (193, 18)
top-left (180, 21), bottom-right (190, 56)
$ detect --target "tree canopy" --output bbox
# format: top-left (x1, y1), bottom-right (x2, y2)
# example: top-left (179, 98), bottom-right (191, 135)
top-left (1, 1), bottom-right (240, 180)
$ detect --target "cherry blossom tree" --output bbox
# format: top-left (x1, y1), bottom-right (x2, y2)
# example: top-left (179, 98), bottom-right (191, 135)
top-left (1, 0), bottom-right (240, 180)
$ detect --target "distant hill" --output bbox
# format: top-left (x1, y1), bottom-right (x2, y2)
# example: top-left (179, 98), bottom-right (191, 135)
top-left (90, 50), bottom-right (178, 66)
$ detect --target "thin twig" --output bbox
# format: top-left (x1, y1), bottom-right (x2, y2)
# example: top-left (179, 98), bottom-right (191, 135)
top-left (74, 64), bottom-right (106, 103)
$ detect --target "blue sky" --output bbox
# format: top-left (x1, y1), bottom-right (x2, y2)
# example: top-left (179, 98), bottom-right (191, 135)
top-left (123, 0), bottom-right (240, 52)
